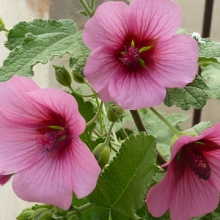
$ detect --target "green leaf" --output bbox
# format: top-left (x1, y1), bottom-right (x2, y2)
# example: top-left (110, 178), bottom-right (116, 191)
top-left (202, 63), bottom-right (220, 99)
top-left (5, 19), bottom-right (77, 50)
top-left (199, 38), bottom-right (220, 65)
top-left (185, 121), bottom-right (212, 135)
top-left (88, 133), bottom-right (158, 219)
top-left (0, 20), bottom-right (88, 82)
top-left (69, 32), bottom-right (90, 76)
top-left (164, 75), bottom-right (209, 110)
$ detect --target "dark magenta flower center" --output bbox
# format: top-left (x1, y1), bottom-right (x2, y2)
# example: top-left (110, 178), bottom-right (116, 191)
top-left (119, 46), bottom-right (140, 66)
top-left (38, 128), bottom-right (68, 154)
top-left (187, 150), bottom-right (211, 180)
top-left (179, 142), bottom-right (211, 180)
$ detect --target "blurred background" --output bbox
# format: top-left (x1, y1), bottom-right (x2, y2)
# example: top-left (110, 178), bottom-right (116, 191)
top-left (0, 0), bottom-right (219, 219)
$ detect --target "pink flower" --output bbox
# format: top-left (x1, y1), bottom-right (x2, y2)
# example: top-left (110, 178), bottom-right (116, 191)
top-left (83, 0), bottom-right (198, 110)
top-left (0, 175), bottom-right (11, 185)
top-left (146, 124), bottom-right (220, 220)
top-left (0, 75), bottom-right (101, 209)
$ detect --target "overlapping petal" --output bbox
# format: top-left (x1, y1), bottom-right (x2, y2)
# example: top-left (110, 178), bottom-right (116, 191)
top-left (83, 0), bottom-right (198, 110)
top-left (146, 123), bottom-right (220, 219)
top-left (83, 2), bottom-right (129, 50)
top-left (129, 0), bottom-right (182, 39)
top-left (0, 75), bottom-right (101, 209)
top-left (13, 138), bottom-right (100, 209)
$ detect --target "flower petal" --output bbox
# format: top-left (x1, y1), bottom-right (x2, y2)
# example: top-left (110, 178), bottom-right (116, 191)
top-left (0, 175), bottom-right (11, 185)
top-left (84, 46), bottom-right (118, 101)
top-left (13, 138), bottom-right (100, 209)
top-left (27, 88), bottom-right (86, 136)
top-left (0, 126), bottom-right (44, 174)
top-left (108, 71), bottom-right (166, 110)
top-left (151, 35), bottom-right (198, 88)
top-left (146, 171), bottom-right (174, 217)
top-left (83, 2), bottom-right (129, 50)
top-left (0, 75), bottom-right (41, 123)
top-left (169, 166), bottom-right (219, 220)
top-left (129, 0), bottom-right (182, 39)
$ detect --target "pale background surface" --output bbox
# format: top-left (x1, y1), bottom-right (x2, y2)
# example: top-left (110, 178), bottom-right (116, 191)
top-left (0, 0), bottom-right (219, 219)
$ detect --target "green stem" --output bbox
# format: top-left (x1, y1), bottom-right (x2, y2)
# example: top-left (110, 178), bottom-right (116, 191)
top-left (110, 141), bottom-right (121, 147)
top-left (68, 85), bottom-right (97, 97)
top-left (121, 127), bottom-right (128, 138)
top-left (78, 0), bottom-right (93, 17)
top-left (85, 82), bottom-right (104, 135)
top-left (104, 122), bottom-right (115, 146)
top-left (2, 27), bottom-right (9, 32)
top-left (73, 203), bottom-right (94, 214)
top-left (86, 101), bottom-right (104, 127)
top-left (90, 0), bottom-right (95, 11)
top-left (150, 107), bottom-right (181, 136)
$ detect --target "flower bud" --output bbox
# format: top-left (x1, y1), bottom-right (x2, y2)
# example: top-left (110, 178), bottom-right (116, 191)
top-left (107, 104), bottom-right (124, 122)
top-left (0, 17), bottom-right (5, 31)
top-left (16, 208), bottom-right (34, 220)
top-left (92, 143), bottom-right (110, 168)
top-left (53, 65), bottom-right (72, 87)
top-left (72, 70), bottom-right (86, 84)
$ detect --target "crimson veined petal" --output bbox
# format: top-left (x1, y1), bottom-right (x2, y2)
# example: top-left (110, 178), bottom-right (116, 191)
top-left (13, 138), bottom-right (100, 209)
top-left (0, 75), bottom-right (101, 209)
top-left (146, 123), bottom-right (220, 219)
top-left (129, 0), bottom-right (182, 39)
top-left (83, 0), bottom-right (198, 110)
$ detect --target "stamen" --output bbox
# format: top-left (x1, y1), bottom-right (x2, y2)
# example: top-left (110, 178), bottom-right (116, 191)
top-left (36, 129), bottom-right (67, 154)
top-left (120, 46), bottom-right (140, 66)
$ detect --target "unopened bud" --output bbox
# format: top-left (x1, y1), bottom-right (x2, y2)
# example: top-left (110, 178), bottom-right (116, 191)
top-left (53, 65), bottom-right (72, 87)
top-left (72, 70), bottom-right (86, 84)
top-left (107, 104), bottom-right (124, 122)
top-left (16, 208), bottom-right (34, 220)
top-left (93, 143), bottom-right (110, 168)
top-left (0, 17), bottom-right (5, 31)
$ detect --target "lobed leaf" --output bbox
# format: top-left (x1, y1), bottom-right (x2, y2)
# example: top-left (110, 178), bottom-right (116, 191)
top-left (5, 19), bottom-right (77, 50)
top-left (164, 75), bottom-right (209, 110)
top-left (88, 133), bottom-right (158, 219)
top-left (202, 63), bottom-right (220, 99)
top-left (0, 19), bottom-right (89, 82)
top-left (198, 38), bottom-right (220, 65)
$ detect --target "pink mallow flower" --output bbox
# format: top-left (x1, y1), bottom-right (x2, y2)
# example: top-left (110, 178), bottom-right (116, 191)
top-left (0, 175), bottom-right (11, 185)
top-left (0, 75), bottom-right (101, 209)
top-left (146, 123), bottom-right (220, 220)
top-left (83, 0), bottom-right (198, 110)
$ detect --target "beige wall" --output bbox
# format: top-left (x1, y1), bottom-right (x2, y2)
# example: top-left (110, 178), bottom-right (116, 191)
top-left (0, 0), bottom-right (219, 219)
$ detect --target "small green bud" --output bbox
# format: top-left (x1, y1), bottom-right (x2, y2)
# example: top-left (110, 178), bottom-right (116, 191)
top-left (0, 17), bottom-right (5, 31)
top-left (53, 65), bottom-right (72, 87)
top-left (72, 70), bottom-right (86, 84)
top-left (107, 104), bottom-right (124, 122)
top-left (93, 143), bottom-right (110, 168)
top-left (16, 208), bottom-right (34, 220)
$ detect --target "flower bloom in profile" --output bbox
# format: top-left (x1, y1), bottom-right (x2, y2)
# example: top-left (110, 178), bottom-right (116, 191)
top-left (146, 123), bottom-right (220, 220)
top-left (83, 0), bottom-right (198, 110)
top-left (0, 175), bottom-right (11, 185)
top-left (0, 75), bottom-right (101, 209)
